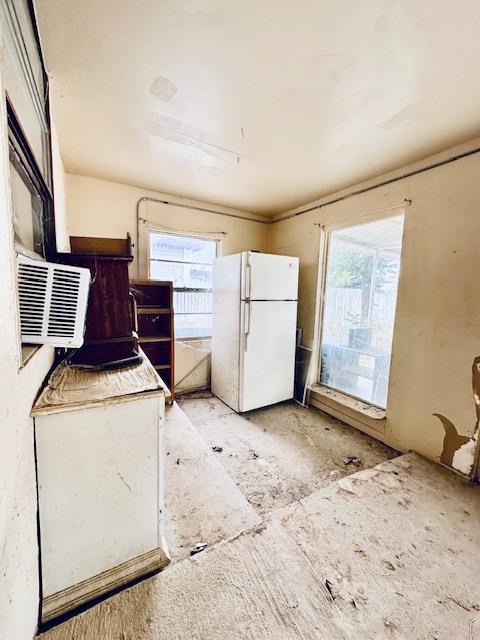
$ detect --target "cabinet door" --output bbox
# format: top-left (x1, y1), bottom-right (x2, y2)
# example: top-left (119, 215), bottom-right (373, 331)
top-left (36, 396), bottom-right (161, 599)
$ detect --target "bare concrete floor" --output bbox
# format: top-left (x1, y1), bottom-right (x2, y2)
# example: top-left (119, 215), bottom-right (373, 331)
top-left (163, 403), bottom-right (260, 561)
top-left (177, 394), bottom-right (397, 515)
top-left (38, 454), bottom-right (480, 640)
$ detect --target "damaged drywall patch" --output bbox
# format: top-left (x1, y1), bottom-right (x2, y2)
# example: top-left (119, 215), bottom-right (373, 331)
top-left (378, 103), bottom-right (419, 131)
top-left (148, 112), bottom-right (241, 161)
top-left (433, 356), bottom-right (480, 475)
top-left (149, 75), bottom-right (177, 102)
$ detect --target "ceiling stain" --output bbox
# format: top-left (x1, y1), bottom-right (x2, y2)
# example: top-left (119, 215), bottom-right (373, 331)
top-left (378, 103), bottom-right (419, 131)
top-left (331, 57), bottom-right (357, 86)
top-left (177, 0), bottom-right (209, 15)
top-left (149, 75), bottom-right (178, 102)
top-left (198, 166), bottom-right (223, 176)
top-left (332, 143), bottom-right (358, 158)
top-left (148, 112), bottom-right (242, 161)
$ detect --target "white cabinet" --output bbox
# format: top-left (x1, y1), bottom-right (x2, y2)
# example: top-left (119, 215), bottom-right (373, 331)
top-left (32, 358), bottom-right (170, 623)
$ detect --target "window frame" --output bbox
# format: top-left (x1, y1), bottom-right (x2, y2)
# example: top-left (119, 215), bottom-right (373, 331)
top-left (7, 97), bottom-right (56, 260)
top-left (4, 0), bottom-right (56, 261)
top-left (314, 208), bottom-right (405, 411)
top-left (148, 229), bottom-right (221, 340)
top-left (3, 0), bottom-right (56, 366)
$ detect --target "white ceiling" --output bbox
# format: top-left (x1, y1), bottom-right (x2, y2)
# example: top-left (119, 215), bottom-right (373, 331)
top-left (35, 0), bottom-right (480, 216)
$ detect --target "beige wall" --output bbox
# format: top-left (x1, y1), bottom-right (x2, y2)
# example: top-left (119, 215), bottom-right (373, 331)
top-left (51, 121), bottom-right (69, 252)
top-left (65, 174), bottom-right (268, 271)
top-left (0, 79), bottom-right (68, 639)
top-left (269, 139), bottom-right (480, 477)
top-left (65, 174), bottom-right (269, 390)
top-left (64, 147), bottom-right (480, 477)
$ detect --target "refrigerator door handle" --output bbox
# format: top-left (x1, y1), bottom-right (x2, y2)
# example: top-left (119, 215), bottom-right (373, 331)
top-left (245, 255), bottom-right (252, 300)
top-left (244, 301), bottom-right (251, 351)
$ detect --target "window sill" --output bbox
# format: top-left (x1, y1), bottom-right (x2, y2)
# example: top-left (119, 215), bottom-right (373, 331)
top-left (310, 384), bottom-right (386, 435)
top-left (311, 385), bottom-right (385, 419)
top-left (21, 344), bottom-right (43, 368)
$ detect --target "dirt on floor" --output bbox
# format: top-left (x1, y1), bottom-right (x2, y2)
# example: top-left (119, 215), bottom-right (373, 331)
top-left (163, 403), bottom-right (261, 561)
top-left (37, 454), bottom-right (480, 640)
top-left (177, 394), bottom-right (398, 516)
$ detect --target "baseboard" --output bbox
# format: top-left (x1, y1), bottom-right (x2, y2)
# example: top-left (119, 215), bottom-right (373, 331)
top-left (175, 384), bottom-right (211, 396)
top-left (41, 547), bottom-right (170, 624)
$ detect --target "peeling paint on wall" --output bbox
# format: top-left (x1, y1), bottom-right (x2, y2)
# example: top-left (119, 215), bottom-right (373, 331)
top-left (433, 356), bottom-right (480, 475)
top-left (433, 414), bottom-right (471, 467)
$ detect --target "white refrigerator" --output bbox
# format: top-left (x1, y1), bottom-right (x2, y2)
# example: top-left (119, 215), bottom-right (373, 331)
top-left (211, 251), bottom-right (299, 413)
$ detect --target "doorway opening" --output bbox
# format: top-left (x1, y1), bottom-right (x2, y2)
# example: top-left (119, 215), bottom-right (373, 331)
top-left (319, 214), bottom-right (405, 409)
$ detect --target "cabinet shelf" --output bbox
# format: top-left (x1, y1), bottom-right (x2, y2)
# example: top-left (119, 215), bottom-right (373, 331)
top-left (131, 279), bottom-right (175, 403)
top-left (137, 307), bottom-right (171, 315)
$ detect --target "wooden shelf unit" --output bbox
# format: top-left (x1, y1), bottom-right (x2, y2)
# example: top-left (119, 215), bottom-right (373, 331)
top-left (130, 280), bottom-right (175, 402)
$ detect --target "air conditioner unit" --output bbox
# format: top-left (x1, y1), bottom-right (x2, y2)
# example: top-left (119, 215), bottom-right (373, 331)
top-left (17, 253), bottom-right (90, 348)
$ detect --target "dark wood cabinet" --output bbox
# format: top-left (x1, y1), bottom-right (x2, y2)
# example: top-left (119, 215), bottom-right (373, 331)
top-left (57, 235), bottom-right (141, 370)
top-left (64, 254), bottom-right (133, 342)
top-left (130, 280), bottom-right (175, 402)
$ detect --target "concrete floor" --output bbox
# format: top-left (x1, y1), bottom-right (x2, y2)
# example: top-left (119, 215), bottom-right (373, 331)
top-left (38, 452), bottom-right (480, 640)
top-left (165, 397), bottom-right (395, 560)
top-left (163, 403), bottom-right (260, 561)
top-left (177, 394), bottom-right (397, 515)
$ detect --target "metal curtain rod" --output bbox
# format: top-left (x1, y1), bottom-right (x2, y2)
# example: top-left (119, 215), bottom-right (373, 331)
top-left (137, 196), bottom-right (267, 224)
top-left (135, 196), bottom-right (268, 276)
top-left (136, 144), bottom-right (480, 274)
top-left (273, 144), bottom-right (480, 223)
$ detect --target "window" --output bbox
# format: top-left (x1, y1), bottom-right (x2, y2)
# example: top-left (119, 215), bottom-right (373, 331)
top-left (1, 0), bottom-right (51, 187)
top-left (1, 0), bottom-right (54, 260)
top-left (149, 231), bottom-right (219, 338)
top-left (1, 0), bottom-right (55, 364)
top-left (8, 111), bottom-right (53, 259)
top-left (319, 214), bottom-right (404, 409)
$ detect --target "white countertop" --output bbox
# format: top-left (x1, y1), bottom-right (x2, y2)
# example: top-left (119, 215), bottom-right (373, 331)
top-left (32, 351), bottom-right (164, 415)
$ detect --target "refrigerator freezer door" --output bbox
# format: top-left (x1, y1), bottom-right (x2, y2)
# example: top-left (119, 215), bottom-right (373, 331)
top-left (241, 252), bottom-right (299, 301)
top-left (211, 253), bottom-right (242, 412)
top-left (239, 300), bottom-right (297, 412)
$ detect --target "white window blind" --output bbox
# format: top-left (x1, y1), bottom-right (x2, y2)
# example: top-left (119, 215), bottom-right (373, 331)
top-left (149, 231), bottom-right (218, 338)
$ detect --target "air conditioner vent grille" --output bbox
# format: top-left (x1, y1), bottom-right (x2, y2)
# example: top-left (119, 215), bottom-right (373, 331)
top-left (47, 268), bottom-right (81, 338)
top-left (18, 263), bottom-right (48, 337)
top-left (17, 254), bottom-right (90, 348)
